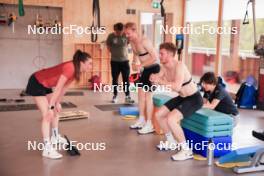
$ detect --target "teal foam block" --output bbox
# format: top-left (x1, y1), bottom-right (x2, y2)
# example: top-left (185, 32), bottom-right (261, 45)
top-left (119, 107), bottom-right (139, 116)
top-left (218, 146), bottom-right (264, 164)
top-left (153, 94), bottom-right (173, 107)
top-left (182, 118), bottom-right (233, 132)
top-left (181, 122), bottom-right (232, 138)
top-left (187, 108), bottom-right (234, 126)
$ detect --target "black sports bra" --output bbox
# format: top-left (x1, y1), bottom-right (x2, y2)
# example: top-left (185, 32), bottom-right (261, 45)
top-left (182, 78), bottom-right (192, 87)
top-left (138, 52), bottom-right (149, 57)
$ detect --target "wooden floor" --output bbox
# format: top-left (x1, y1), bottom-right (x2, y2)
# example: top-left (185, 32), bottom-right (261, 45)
top-left (0, 89), bottom-right (263, 176)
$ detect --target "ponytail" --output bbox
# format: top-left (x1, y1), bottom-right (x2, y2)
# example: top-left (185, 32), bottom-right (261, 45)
top-left (73, 50), bottom-right (91, 82)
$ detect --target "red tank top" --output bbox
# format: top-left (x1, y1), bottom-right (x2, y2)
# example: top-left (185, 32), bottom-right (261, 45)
top-left (34, 61), bottom-right (75, 88)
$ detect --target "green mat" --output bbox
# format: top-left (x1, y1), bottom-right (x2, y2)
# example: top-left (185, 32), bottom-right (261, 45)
top-left (153, 94), bottom-right (173, 107)
top-left (187, 108), bottom-right (233, 126)
top-left (182, 122), bottom-right (233, 138)
top-left (182, 118), bottom-right (233, 132)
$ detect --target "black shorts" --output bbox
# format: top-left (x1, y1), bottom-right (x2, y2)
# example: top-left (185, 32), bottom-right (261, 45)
top-left (25, 74), bottom-right (53, 96)
top-left (164, 91), bottom-right (203, 118)
top-left (137, 64), bottom-right (160, 92)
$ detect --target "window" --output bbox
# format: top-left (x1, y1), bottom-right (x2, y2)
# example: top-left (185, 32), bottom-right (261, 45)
top-left (221, 0), bottom-right (264, 92)
top-left (186, 0), bottom-right (219, 83)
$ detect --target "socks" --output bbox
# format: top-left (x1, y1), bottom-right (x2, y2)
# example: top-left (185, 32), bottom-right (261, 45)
top-left (52, 128), bottom-right (59, 138)
top-left (44, 137), bottom-right (50, 144)
top-left (44, 137), bottom-right (51, 150)
top-left (138, 116), bottom-right (145, 123)
top-left (179, 141), bottom-right (190, 151)
top-left (165, 132), bottom-right (176, 144)
top-left (146, 120), bottom-right (152, 126)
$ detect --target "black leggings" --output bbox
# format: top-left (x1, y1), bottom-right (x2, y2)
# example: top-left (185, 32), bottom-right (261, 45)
top-left (111, 61), bottom-right (130, 96)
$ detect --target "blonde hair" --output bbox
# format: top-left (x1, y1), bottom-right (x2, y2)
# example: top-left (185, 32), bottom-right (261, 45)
top-left (125, 22), bottom-right (137, 31)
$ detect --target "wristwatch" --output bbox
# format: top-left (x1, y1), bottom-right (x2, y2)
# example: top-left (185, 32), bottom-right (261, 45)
top-left (49, 105), bottom-right (55, 110)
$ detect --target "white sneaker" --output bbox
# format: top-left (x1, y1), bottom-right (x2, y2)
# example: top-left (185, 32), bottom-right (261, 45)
top-left (51, 134), bottom-right (68, 145)
top-left (156, 141), bottom-right (179, 151)
top-left (138, 123), bottom-right (154, 134)
top-left (260, 156), bottom-right (264, 164)
top-left (171, 149), bottom-right (193, 161)
top-left (42, 146), bottom-right (63, 159)
top-left (130, 120), bottom-right (145, 129)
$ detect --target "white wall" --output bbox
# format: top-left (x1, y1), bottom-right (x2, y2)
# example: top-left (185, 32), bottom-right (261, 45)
top-left (0, 4), bottom-right (62, 89)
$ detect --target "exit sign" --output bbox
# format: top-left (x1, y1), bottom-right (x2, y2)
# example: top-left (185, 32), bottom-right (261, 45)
top-left (152, 0), bottom-right (160, 9)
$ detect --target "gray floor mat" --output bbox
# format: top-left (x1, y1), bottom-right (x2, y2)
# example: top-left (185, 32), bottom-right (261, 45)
top-left (0, 102), bottom-right (77, 112)
top-left (94, 103), bottom-right (136, 111)
top-left (64, 91), bottom-right (84, 96)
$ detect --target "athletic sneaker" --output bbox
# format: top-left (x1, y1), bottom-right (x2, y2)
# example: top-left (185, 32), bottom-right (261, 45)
top-left (42, 145), bottom-right (63, 159)
top-left (138, 123), bottom-right (154, 134)
top-left (112, 95), bottom-right (118, 103)
top-left (156, 141), bottom-right (179, 151)
top-left (125, 96), bottom-right (135, 104)
top-left (171, 149), bottom-right (193, 161)
top-left (130, 120), bottom-right (145, 129)
top-left (51, 134), bottom-right (68, 145)
top-left (260, 156), bottom-right (264, 164)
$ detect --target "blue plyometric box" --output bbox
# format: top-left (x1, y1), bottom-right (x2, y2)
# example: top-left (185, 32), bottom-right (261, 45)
top-left (218, 145), bottom-right (263, 164)
top-left (183, 128), bottom-right (232, 158)
top-left (119, 107), bottom-right (139, 116)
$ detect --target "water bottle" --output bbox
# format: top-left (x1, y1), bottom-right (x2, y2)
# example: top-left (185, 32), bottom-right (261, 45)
top-left (207, 139), bottom-right (214, 166)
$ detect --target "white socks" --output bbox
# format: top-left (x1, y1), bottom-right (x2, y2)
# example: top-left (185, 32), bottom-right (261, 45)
top-left (43, 127), bottom-right (59, 148)
top-left (138, 117), bottom-right (152, 127)
top-left (43, 137), bottom-right (51, 149)
top-left (52, 128), bottom-right (59, 138)
top-left (179, 141), bottom-right (190, 151)
top-left (44, 138), bottom-right (50, 144)
top-left (165, 132), bottom-right (176, 144)
top-left (163, 132), bottom-right (189, 150)
top-left (146, 120), bottom-right (152, 126)
top-left (138, 116), bottom-right (145, 123)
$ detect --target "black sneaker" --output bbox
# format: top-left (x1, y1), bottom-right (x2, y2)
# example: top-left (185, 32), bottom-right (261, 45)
top-left (125, 96), bottom-right (134, 104)
top-left (112, 95), bottom-right (118, 103)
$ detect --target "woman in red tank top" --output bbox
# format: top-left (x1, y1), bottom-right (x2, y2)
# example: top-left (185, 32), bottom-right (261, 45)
top-left (25, 50), bottom-right (92, 159)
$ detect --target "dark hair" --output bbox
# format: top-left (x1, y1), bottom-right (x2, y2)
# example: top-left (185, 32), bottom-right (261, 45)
top-left (114, 23), bottom-right (124, 31)
top-left (73, 50), bottom-right (91, 82)
top-left (200, 72), bottom-right (218, 85)
top-left (159, 42), bottom-right (176, 56)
